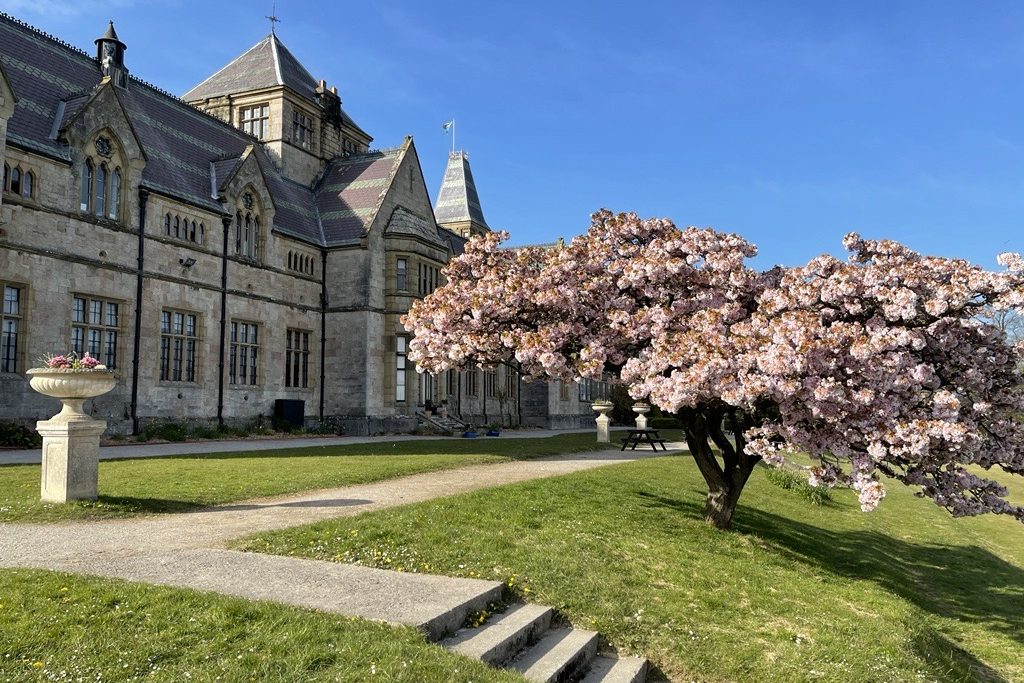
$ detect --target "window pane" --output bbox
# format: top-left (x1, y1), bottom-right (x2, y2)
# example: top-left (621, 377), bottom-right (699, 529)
top-left (107, 302), bottom-right (118, 327)
top-left (89, 300), bottom-right (102, 325)
top-left (71, 327), bottom-right (84, 354)
top-left (4, 286), bottom-right (19, 315)
top-left (73, 297), bottom-right (85, 323)
top-left (94, 164), bottom-right (106, 217)
top-left (161, 311), bottom-right (171, 334)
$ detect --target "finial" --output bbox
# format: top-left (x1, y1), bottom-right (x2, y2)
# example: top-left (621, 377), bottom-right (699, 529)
top-left (266, 3), bottom-right (280, 34)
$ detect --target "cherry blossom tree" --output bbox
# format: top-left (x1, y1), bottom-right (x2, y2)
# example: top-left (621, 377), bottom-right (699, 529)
top-left (404, 210), bottom-right (1024, 530)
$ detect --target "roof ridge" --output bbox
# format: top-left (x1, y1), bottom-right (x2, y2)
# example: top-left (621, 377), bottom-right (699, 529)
top-left (183, 35), bottom-right (272, 100)
top-left (268, 32), bottom-right (284, 86)
top-left (0, 11), bottom-right (93, 62)
top-left (272, 34), bottom-right (318, 87)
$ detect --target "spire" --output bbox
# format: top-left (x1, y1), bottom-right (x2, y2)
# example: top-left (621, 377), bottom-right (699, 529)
top-left (434, 150), bottom-right (490, 238)
top-left (95, 20), bottom-right (128, 87)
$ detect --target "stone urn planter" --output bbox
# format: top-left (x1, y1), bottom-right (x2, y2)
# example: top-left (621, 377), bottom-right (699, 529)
top-left (633, 402), bottom-right (651, 430)
top-left (26, 368), bottom-right (116, 503)
top-left (592, 400), bottom-right (613, 443)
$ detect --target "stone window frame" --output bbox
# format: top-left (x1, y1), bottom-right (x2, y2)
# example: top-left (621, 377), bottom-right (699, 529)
top-left (239, 103), bottom-right (270, 140)
top-left (396, 256), bottom-right (408, 292)
top-left (483, 369), bottom-right (497, 398)
top-left (286, 250), bottom-right (314, 276)
top-left (292, 108), bottom-right (314, 150)
top-left (2, 162), bottom-right (36, 200)
top-left (418, 262), bottom-right (440, 296)
top-left (285, 328), bottom-right (311, 390)
top-left (234, 190), bottom-right (263, 263)
top-left (160, 308), bottom-right (200, 383)
top-left (163, 212), bottom-right (205, 246)
top-left (228, 319), bottom-right (261, 386)
top-left (71, 294), bottom-right (122, 369)
top-left (1, 281), bottom-right (25, 374)
top-left (467, 366), bottom-right (479, 397)
top-left (445, 369), bottom-right (457, 396)
top-left (78, 135), bottom-right (125, 222)
top-left (578, 377), bottom-right (609, 403)
top-left (559, 380), bottom-right (571, 402)
top-left (395, 335), bottom-right (408, 402)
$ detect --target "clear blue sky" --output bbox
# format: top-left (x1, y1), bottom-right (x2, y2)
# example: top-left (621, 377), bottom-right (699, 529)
top-left (3, 0), bottom-right (1023, 268)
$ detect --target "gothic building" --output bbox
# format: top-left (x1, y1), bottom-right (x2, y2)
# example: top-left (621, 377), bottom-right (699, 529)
top-left (0, 14), bottom-right (595, 434)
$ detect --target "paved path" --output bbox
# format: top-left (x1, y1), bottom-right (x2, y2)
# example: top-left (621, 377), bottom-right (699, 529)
top-left (0, 427), bottom-right (632, 465)
top-left (0, 448), bottom-right (673, 636)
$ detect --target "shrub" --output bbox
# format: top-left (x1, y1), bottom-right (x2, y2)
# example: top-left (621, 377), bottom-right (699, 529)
top-left (649, 417), bottom-right (682, 430)
top-left (308, 416), bottom-right (345, 435)
top-left (763, 466), bottom-right (833, 506)
top-left (0, 422), bottom-right (41, 448)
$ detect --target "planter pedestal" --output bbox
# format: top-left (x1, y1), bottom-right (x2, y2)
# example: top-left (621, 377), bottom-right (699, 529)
top-left (37, 416), bottom-right (106, 502)
top-left (592, 402), bottom-right (613, 443)
top-left (27, 368), bottom-right (116, 503)
top-left (633, 403), bottom-right (651, 430)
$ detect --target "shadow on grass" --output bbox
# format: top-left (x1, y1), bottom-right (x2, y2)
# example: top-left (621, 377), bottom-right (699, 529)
top-left (637, 492), bottom-right (1024, 648)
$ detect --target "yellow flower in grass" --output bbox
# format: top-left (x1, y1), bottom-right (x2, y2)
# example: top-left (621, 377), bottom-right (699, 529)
top-left (32, 661), bottom-right (44, 668)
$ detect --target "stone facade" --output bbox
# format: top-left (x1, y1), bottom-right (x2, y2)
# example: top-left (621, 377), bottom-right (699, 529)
top-left (0, 14), bottom-right (594, 435)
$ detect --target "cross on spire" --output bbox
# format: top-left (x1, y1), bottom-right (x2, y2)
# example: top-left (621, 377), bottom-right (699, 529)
top-left (266, 4), bottom-right (281, 34)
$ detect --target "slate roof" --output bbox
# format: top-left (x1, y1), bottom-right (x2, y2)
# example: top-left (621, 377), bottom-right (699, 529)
top-left (183, 34), bottom-right (319, 103)
top-left (437, 225), bottom-right (468, 256)
top-left (434, 150), bottom-right (489, 229)
top-left (0, 13), bottom-right (324, 244)
top-left (316, 146), bottom-right (404, 245)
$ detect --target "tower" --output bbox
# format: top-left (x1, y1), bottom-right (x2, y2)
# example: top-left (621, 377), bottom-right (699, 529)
top-left (95, 21), bottom-right (128, 88)
top-left (434, 150), bottom-right (490, 239)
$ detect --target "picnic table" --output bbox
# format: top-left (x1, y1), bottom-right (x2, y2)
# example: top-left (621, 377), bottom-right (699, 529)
top-left (620, 428), bottom-right (668, 452)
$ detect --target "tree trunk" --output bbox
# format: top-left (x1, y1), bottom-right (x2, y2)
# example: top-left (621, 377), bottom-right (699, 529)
top-left (682, 406), bottom-right (760, 531)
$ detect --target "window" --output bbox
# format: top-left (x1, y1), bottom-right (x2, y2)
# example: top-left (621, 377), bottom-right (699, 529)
top-left (396, 258), bottom-right (408, 291)
top-left (286, 251), bottom-right (315, 276)
top-left (71, 296), bottom-right (119, 368)
top-left (504, 364), bottom-right (518, 399)
top-left (396, 336), bottom-right (408, 402)
top-left (2, 164), bottom-right (33, 199)
top-left (78, 139), bottom-right (123, 221)
top-left (163, 213), bottom-right (204, 245)
top-left (559, 381), bottom-right (571, 401)
top-left (484, 370), bottom-right (497, 398)
top-left (446, 369), bottom-right (457, 396)
top-left (1, 284), bottom-right (23, 373)
top-left (160, 309), bottom-right (198, 382)
top-left (286, 329), bottom-right (310, 389)
top-left (229, 321), bottom-right (260, 385)
top-left (235, 193), bottom-right (261, 260)
top-left (467, 366), bottom-right (479, 396)
top-left (579, 377), bottom-right (610, 403)
top-left (418, 263), bottom-right (440, 295)
top-left (240, 103), bottom-right (270, 140)
top-left (292, 110), bottom-right (313, 149)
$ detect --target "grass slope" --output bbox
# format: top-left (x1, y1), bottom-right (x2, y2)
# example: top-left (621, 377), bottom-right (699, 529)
top-left (241, 457), bottom-right (1024, 683)
top-left (0, 433), bottom-right (615, 523)
top-left (0, 568), bottom-right (525, 682)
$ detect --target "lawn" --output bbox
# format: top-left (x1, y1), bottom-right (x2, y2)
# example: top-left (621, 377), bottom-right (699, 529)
top-left (0, 433), bottom-right (620, 523)
top-left (0, 568), bottom-right (526, 682)
top-left (240, 457), bottom-right (1024, 683)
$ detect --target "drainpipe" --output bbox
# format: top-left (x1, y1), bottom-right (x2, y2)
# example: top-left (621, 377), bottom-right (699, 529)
top-left (129, 189), bottom-right (149, 435)
top-left (216, 215), bottom-right (230, 427)
top-left (319, 248), bottom-right (327, 420)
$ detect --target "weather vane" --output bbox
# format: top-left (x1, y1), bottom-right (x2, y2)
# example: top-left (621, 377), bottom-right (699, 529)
top-left (266, 3), bottom-right (281, 34)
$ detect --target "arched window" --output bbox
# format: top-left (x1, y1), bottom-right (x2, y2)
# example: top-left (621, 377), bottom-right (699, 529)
top-left (253, 217), bottom-right (260, 260)
top-left (199, 223), bottom-right (205, 244)
top-left (80, 160), bottom-right (92, 212)
top-left (22, 171), bottom-right (33, 198)
top-left (236, 211), bottom-right (242, 253)
top-left (190, 220), bottom-right (197, 242)
top-left (165, 214), bottom-right (171, 236)
top-left (243, 214), bottom-right (251, 257)
top-left (2, 164), bottom-right (8, 190)
top-left (94, 164), bottom-right (107, 218)
top-left (10, 167), bottom-right (20, 195)
top-left (288, 252), bottom-right (293, 269)
top-left (173, 216), bottom-right (180, 238)
top-left (108, 168), bottom-right (121, 220)
top-left (234, 193), bottom-right (262, 261)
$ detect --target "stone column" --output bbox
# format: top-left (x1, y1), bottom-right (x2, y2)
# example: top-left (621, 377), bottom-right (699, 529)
top-left (592, 401), bottom-right (613, 443)
top-left (633, 402), bottom-right (651, 430)
top-left (37, 414), bottom-right (106, 502)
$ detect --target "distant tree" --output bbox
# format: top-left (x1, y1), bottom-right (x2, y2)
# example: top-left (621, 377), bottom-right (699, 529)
top-left (990, 308), bottom-right (1024, 343)
top-left (404, 211), bottom-right (1024, 529)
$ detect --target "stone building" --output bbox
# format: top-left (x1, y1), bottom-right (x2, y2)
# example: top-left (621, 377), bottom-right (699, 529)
top-left (0, 13), bottom-right (595, 434)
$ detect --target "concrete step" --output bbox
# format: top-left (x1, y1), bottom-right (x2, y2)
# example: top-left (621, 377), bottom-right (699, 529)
top-left (580, 655), bottom-right (649, 683)
top-left (510, 627), bottom-right (599, 682)
top-left (444, 602), bottom-right (553, 666)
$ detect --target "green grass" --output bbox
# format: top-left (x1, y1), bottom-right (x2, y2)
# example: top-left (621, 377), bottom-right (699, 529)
top-left (240, 457), bottom-right (1024, 683)
top-left (0, 433), bottom-right (619, 523)
top-left (0, 568), bottom-right (525, 682)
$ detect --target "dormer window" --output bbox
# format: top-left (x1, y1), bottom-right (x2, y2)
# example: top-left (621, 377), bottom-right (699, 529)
top-left (79, 136), bottom-right (124, 222)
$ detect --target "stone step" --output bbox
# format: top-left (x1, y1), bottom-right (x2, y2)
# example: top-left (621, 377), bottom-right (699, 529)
top-left (580, 655), bottom-right (649, 683)
top-left (510, 627), bottom-right (599, 682)
top-left (444, 602), bottom-right (553, 666)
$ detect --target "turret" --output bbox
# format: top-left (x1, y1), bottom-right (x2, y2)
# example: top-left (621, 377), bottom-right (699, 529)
top-left (95, 21), bottom-right (128, 88)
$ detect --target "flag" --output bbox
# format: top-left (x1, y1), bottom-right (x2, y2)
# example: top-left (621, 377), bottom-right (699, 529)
top-left (442, 120), bottom-right (454, 133)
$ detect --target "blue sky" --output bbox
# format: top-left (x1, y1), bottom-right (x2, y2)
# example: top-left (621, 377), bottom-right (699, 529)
top-left (3, 0), bottom-right (1023, 268)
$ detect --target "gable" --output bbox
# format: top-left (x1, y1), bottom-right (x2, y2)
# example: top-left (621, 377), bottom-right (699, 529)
top-left (0, 61), bottom-right (15, 120)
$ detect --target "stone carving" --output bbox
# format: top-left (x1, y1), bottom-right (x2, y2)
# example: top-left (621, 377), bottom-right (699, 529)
top-left (243, 192), bottom-right (254, 210)
top-left (95, 136), bottom-right (113, 158)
